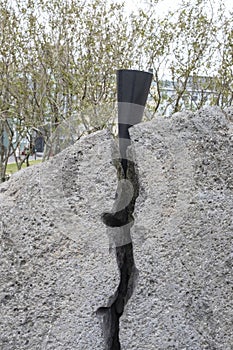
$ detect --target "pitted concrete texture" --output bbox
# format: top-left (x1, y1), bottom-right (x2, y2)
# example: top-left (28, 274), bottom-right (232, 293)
top-left (120, 107), bottom-right (233, 349)
top-left (0, 107), bottom-right (232, 350)
top-left (0, 130), bottom-right (118, 350)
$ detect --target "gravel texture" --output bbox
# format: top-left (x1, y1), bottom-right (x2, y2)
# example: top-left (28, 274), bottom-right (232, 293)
top-left (0, 107), bottom-right (232, 350)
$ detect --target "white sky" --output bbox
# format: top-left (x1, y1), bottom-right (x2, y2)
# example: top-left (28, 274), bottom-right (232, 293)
top-left (119, 0), bottom-right (232, 77)
top-left (123, 0), bottom-right (232, 16)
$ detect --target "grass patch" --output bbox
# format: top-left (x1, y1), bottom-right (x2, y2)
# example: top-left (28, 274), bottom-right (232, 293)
top-left (6, 159), bottom-right (42, 176)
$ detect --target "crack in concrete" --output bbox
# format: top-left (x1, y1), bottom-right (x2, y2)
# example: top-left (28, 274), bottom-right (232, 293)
top-left (97, 158), bottom-right (139, 349)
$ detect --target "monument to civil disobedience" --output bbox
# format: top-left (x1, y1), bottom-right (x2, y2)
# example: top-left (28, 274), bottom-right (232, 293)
top-left (0, 106), bottom-right (232, 349)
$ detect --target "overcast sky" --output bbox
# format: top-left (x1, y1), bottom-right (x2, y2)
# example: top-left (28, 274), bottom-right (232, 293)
top-left (123, 0), bottom-right (232, 16)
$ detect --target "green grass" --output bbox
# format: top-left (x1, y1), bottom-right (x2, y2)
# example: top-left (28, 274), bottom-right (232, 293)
top-left (6, 159), bottom-right (42, 176)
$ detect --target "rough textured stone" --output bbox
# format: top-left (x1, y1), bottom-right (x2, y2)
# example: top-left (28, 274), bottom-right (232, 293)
top-left (121, 106), bottom-right (233, 349)
top-left (0, 107), bottom-right (232, 350)
top-left (0, 130), bottom-right (118, 350)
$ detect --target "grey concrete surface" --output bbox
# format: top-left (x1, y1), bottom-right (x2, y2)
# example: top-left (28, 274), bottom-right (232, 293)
top-left (0, 130), bottom-right (118, 350)
top-left (0, 107), bottom-right (232, 349)
top-left (120, 106), bottom-right (233, 349)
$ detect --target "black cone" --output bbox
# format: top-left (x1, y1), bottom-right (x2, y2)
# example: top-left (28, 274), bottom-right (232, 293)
top-left (117, 69), bottom-right (153, 175)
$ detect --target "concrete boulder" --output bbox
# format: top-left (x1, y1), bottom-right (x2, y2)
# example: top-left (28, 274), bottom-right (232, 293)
top-left (121, 107), bottom-right (233, 349)
top-left (0, 130), bottom-right (118, 350)
top-left (0, 107), bottom-right (232, 349)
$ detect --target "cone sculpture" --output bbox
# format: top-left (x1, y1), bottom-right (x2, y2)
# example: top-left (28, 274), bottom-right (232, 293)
top-left (117, 69), bottom-right (153, 175)
top-left (102, 69), bottom-right (153, 228)
top-left (99, 69), bottom-right (153, 349)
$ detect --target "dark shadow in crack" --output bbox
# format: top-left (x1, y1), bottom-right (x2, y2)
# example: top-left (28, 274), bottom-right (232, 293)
top-left (97, 159), bottom-right (139, 350)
